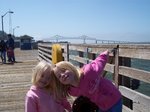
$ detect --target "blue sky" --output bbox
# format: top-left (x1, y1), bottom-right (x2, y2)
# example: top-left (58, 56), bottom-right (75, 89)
top-left (0, 0), bottom-right (150, 42)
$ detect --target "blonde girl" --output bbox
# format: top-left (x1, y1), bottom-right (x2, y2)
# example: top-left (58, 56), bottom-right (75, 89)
top-left (25, 61), bottom-right (71, 112)
top-left (53, 50), bottom-right (122, 112)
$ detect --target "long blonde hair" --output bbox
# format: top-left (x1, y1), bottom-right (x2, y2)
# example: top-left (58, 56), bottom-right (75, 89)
top-left (32, 61), bottom-right (72, 100)
top-left (53, 61), bottom-right (81, 99)
top-left (31, 61), bottom-right (53, 88)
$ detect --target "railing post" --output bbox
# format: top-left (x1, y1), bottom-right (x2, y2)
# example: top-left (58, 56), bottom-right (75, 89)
top-left (79, 51), bottom-right (84, 67)
top-left (114, 45), bottom-right (119, 87)
top-left (87, 47), bottom-right (96, 60)
top-left (66, 43), bottom-right (69, 61)
top-left (113, 45), bottom-right (132, 109)
top-left (86, 47), bottom-right (89, 64)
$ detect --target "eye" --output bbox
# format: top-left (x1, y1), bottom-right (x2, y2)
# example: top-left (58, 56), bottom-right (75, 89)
top-left (58, 75), bottom-right (61, 79)
top-left (55, 72), bottom-right (61, 79)
top-left (41, 74), bottom-right (44, 78)
top-left (61, 68), bottom-right (66, 73)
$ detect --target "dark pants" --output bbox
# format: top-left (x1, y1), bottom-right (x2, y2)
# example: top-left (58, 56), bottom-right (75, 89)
top-left (1, 51), bottom-right (6, 63)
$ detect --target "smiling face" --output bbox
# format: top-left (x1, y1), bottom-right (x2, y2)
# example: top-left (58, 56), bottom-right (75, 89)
top-left (53, 67), bottom-right (75, 85)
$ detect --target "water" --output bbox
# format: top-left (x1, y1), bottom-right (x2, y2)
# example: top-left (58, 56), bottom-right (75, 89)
top-left (131, 59), bottom-right (150, 96)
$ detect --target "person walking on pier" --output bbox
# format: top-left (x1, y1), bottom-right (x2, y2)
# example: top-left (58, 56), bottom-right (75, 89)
top-left (6, 34), bottom-right (15, 63)
top-left (52, 49), bottom-right (122, 112)
top-left (25, 61), bottom-right (71, 112)
top-left (0, 40), bottom-right (7, 64)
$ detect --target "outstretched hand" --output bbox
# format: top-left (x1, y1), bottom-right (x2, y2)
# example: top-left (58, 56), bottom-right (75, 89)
top-left (108, 45), bottom-right (119, 55)
top-left (109, 48), bottom-right (116, 54)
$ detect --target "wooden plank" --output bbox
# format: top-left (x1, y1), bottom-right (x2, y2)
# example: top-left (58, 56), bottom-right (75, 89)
top-left (119, 45), bottom-right (150, 60)
top-left (0, 109), bottom-right (24, 112)
top-left (0, 90), bottom-right (27, 102)
top-left (104, 63), bottom-right (115, 73)
top-left (0, 101), bottom-right (24, 111)
top-left (66, 43), bottom-right (69, 61)
top-left (0, 73), bottom-right (31, 83)
top-left (70, 43), bottom-right (118, 49)
top-left (0, 83), bottom-right (30, 92)
top-left (69, 45), bottom-right (87, 52)
top-left (122, 105), bottom-right (133, 112)
top-left (69, 44), bottom-right (118, 54)
top-left (0, 68), bottom-right (33, 74)
top-left (114, 47), bottom-right (119, 87)
top-left (38, 43), bottom-right (52, 48)
top-left (0, 63), bottom-right (36, 68)
top-left (38, 46), bottom-right (52, 54)
top-left (119, 86), bottom-right (150, 112)
top-left (38, 49), bottom-right (52, 59)
top-left (62, 53), bottom-right (68, 61)
top-left (119, 66), bottom-right (150, 84)
top-left (69, 55), bottom-right (87, 64)
top-left (38, 53), bottom-right (51, 63)
top-left (0, 82), bottom-right (31, 92)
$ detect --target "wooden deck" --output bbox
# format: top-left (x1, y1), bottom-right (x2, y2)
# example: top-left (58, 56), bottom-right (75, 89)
top-left (0, 44), bottom-right (150, 112)
top-left (0, 48), bottom-right (38, 112)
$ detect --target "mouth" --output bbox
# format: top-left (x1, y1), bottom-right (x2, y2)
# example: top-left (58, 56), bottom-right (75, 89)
top-left (62, 74), bottom-right (69, 81)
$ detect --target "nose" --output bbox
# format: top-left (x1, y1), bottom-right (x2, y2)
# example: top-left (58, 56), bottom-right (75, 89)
top-left (60, 73), bottom-right (65, 77)
top-left (60, 73), bottom-right (67, 79)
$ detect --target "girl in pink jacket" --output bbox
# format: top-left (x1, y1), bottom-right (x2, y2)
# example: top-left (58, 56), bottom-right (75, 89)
top-left (53, 50), bottom-right (122, 112)
top-left (25, 61), bottom-right (71, 112)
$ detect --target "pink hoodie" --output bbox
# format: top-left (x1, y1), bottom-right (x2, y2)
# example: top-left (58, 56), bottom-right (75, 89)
top-left (69, 50), bottom-right (121, 111)
top-left (25, 85), bottom-right (71, 112)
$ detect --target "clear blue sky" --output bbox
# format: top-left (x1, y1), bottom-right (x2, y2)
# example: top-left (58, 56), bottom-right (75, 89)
top-left (1, 0), bottom-right (150, 42)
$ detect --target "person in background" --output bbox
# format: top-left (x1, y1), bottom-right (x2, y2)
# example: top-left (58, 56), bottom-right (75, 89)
top-left (0, 40), bottom-right (2, 63)
top-left (0, 40), bottom-right (7, 64)
top-left (25, 61), bottom-right (72, 112)
top-left (53, 49), bottom-right (122, 112)
top-left (6, 34), bottom-right (15, 62)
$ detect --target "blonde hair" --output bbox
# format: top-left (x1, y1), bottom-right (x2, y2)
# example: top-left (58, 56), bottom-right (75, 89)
top-left (32, 61), bottom-right (52, 86)
top-left (53, 61), bottom-right (81, 99)
top-left (32, 61), bottom-right (72, 100)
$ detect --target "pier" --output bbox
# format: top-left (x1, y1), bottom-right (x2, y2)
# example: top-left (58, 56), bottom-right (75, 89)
top-left (0, 49), bottom-right (38, 112)
top-left (0, 43), bottom-right (150, 112)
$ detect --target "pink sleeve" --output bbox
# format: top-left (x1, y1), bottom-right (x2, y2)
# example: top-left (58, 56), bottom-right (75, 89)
top-left (69, 87), bottom-right (80, 96)
top-left (25, 95), bottom-right (37, 112)
top-left (60, 98), bottom-right (72, 112)
top-left (89, 50), bottom-right (109, 76)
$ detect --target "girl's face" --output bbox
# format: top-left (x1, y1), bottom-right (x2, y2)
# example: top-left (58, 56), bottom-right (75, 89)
top-left (53, 67), bottom-right (75, 85)
top-left (37, 67), bottom-right (51, 88)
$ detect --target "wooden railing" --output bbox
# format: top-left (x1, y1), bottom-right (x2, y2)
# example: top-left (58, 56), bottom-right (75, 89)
top-left (38, 43), bottom-right (150, 112)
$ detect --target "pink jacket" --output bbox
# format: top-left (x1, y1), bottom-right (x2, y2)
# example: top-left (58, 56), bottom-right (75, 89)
top-left (69, 50), bottom-right (121, 111)
top-left (25, 85), bottom-right (71, 112)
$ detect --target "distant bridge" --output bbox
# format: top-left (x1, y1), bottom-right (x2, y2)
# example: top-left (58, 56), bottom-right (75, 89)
top-left (43, 35), bottom-right (132, 44)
